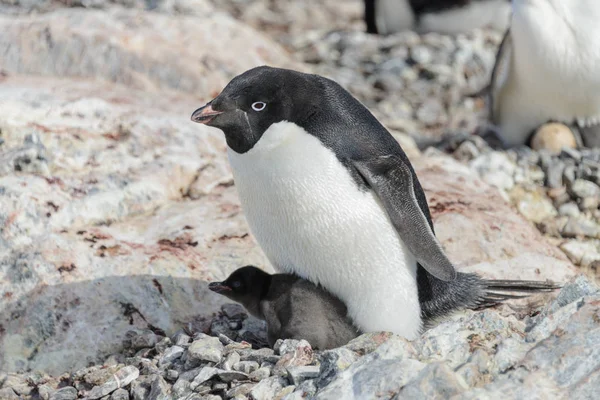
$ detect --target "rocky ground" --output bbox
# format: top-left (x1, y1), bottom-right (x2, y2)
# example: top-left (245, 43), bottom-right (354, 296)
top-left (0, 0), bottom-right (599, 398)
top-left (1, 277), bottom-right (598, 399)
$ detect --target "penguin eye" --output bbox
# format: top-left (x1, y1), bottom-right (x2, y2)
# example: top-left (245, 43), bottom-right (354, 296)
top-left (251, 102), bottom-right (266, 112)
top-left (232, 280), bottom-right (242, 289)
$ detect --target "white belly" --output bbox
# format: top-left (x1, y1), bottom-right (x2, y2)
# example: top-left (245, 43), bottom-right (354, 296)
top-left (498, 1), bottom-right (600, 145)
top-left (227, 121), bottom-right (422, 340)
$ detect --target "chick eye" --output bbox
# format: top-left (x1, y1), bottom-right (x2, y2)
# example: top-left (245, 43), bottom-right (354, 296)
top-left (251, 102), bottom-right (266, 112)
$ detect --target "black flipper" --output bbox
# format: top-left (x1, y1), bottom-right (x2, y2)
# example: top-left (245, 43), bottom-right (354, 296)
top-left (353, 155), bottom-right (457, 282)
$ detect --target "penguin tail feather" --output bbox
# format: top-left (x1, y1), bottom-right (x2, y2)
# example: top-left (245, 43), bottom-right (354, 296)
top-left (474, 279), bottom-right (562, 309)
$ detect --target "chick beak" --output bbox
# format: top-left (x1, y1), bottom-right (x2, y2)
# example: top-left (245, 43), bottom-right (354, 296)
top-left (191, 103), bottom-right (223, 125)
top-left (208, 281), bottom-right (232, 293)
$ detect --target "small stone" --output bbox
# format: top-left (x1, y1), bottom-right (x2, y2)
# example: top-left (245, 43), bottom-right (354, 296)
top-left (187, 335), bottom-right (224, 366)
top-left (147, 376), bottom-right (170, 400)
top-left (548, 186), bottom-right (571, 206)
top-left (343, 332), bottom-right (394, 355)
top-left (226, 383), bottom-right (256, 398)
top-left (218, 334), bottom-right (236, 346)
top-left (165, 369), bottom-right (179, 382)
top-left (159, 345), bottom-right (185, 366)
top-left (286, 366), bottom-right (320, 386)
top-left (216, 370), bottom-right (249, 383)
top-left (241, 347), bottom-right (278, 364)
top-left (410, 45), bottom-right (433, 64)
top-left (512, 188), bottom-right (557, 223)
top-left (570, 179), bottom-right (600, 199)
top-left (155, 337), bottom-right (173, 353)
top-left (178, 367), bottom-right (203, 382)
top-left (221, 351), bottom-right (241, 371)
top-left (580, 197), bottom-right (600, 210)
top-left (38, 384), bottom-right (53, 400)
top-left (248, 376), bottom-right (287, 400)
top-left (222, 303), bottom-right (248, 319)
top-left (558, 202), bottom-right (581, 218)
top-left (249, 367), bottom-right (272, 382)
top-left (130, 376), bottom-right (152, 400)
top-left (545, 162), bottom-right (565, 188)
top-left (124, 329), bottom-right (160, 350)
top-left (416, 98), bottom-right (446, 126)
top-left (233, 361), bottom-right (260, 374)
top-left (189, 367), bottom-right (219, 389)
top-left (453, 140), bottom-right (480, 162)
top-left (172, 330), bottom-right (192, 347)
top-left (531, 123), bottom-right (577, 154)
top-left (87, 366), bottom-right (140, 399)
top-left (172, 379), bottom-right (191, 398)
top-left (316, 348), bottom-right (360, 388)
top-left (212, 382), bottom-right (228, 392)
top-left (275, 385), bottom-right (296, 399)
top-left (135, 347), bottom-right (155, 359)
top-left (0, 388), bottom-right (20, 400)
top-left (285, 379), bottom-right (317, 400)
top-left (563, 165), bottom-right (577, 187)
top-left (562, 217), bottom-right (600, 238)
top-left (110, 388), bottom-right (129, 400)
top-left (275, 340), bottom-right (312, 368)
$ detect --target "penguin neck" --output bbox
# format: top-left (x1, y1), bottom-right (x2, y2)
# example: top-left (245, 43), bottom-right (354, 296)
top-left (244, 274), bottom-right (273, 320)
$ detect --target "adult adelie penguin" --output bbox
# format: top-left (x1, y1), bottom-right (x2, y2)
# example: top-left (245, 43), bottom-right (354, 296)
top-left (364, 0), bottom-right (511, 35)
top-left (191, 66), bottom-right (557, 340)
top-left (490, 0), bottom-right (600, 147)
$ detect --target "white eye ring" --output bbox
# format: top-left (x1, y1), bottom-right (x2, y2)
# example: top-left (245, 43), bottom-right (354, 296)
top-left (252, 102), bottom-right (266, 112)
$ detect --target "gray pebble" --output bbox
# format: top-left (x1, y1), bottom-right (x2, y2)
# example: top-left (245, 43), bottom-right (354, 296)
top-left (124, 329), bottom-right (160, 350)
top-left (249, 367), bottom-right (272, 382)
top-left (558, 202), bottom-right (580, 218)
top-left (226, 383), bottom-right (256, 398)
top-left (172, 331), bottom-right (192, 347)
top-left (221, 351), bottom-right (241, 371)
top-left (241, 348), bottom-right (278, 364)
top-left (545, 162), bottom-right (565, 188)
top-left (570, 179), bottom-right (600, 199)
top-left (562, 217), bottom-right (600, 238)
top-left (233, 361), bottom-right (260, 374)
top-left (222, 303), bottom-right (248, 320)
top-left (159, 345), bottom-right (185, 366)
top-left (217, 370), bottom-right (249, 383)
top-left (187, 336), bottom-right (224, 366)
top-left (110, 388), bottom-right (129, 400)
top-left (286, 366), bottom-right (320, 386)
top-left (165, 369), bottom-right (179, 381)
top-left (248, 376), bottom-right (288, 400)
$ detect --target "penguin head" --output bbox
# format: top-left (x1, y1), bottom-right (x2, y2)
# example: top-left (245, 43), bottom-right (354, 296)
top-left (191, 66), bottom-right (321, 153)
top-left (208, 265), bottom-right (270, 315)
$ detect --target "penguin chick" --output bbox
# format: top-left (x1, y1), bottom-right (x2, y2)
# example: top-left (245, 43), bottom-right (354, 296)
top-left (490, 0), bottom-right (600, 147)
top-left (208, 266), bottom-right (360, 350)
top-left (364, 0), bottom-right (511, 35)
top-left (192, 66), bottom-right (560, 340)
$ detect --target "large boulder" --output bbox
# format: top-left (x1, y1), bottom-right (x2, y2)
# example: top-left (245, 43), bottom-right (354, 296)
top-left (0, 8), bottom-right (300, 94)
top-left (0, 75), bottom-right (269, 374)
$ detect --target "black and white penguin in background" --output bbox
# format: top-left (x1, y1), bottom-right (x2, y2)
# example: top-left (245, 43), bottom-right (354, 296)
top-left (364, 0), bottom-right (511, 35)
top-left (192, 66), bottom-right (557, 340)
top-left (490, 0), bottom-right (600, 148)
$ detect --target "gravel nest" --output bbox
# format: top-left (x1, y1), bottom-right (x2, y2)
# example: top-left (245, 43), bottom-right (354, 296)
top-left (1, 277), bottom-right (598, 400)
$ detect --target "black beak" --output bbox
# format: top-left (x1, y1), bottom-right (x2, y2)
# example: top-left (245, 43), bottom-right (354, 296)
top-left (191, 103), bottom-right (223, 124)
top-left (208, 281), bottom-right (232, 293)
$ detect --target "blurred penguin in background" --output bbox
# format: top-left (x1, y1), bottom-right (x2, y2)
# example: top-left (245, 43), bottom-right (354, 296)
top-left (490, 0), bottom-right (600, 148)
top-left (364, 0), bottom-right (511, 35)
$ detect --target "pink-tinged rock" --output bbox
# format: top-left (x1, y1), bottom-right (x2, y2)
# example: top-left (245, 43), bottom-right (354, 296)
top-left (413, 154), bottom-right (577, 283)
top-left (0, 8), bottom-right (301, 95)
top-left (0, 76), bottom-right (269, 374)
